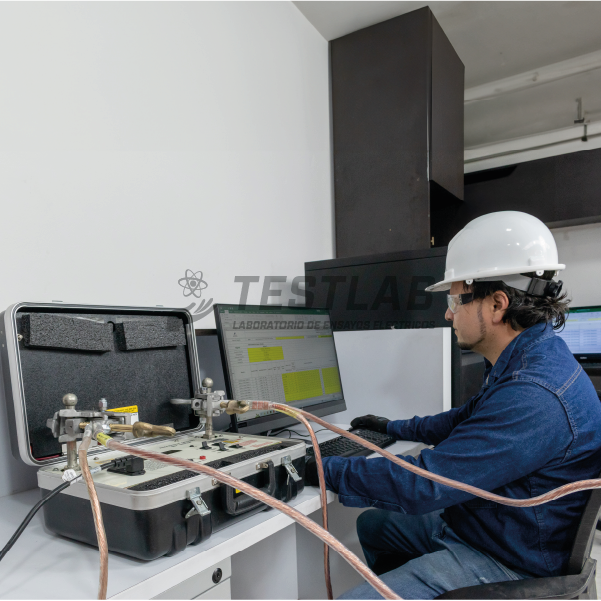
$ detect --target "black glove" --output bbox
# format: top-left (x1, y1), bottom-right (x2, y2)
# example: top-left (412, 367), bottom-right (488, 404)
top-left (304, 457), bottom-right (320, 487)
top-left (350, 414), bottom-right (390, 434)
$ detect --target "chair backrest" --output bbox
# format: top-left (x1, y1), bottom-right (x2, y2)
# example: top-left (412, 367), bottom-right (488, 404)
top-left (566, 475), bottom-right (601, 575)
top-left (569, 392), bottom-right (601, 573)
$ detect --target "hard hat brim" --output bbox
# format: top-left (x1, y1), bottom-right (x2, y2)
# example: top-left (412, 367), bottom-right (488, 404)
top-left (425, 263), bottom-right (566, 293)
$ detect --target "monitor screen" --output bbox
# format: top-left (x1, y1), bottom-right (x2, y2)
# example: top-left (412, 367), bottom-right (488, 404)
top-left (556, 306), bottom-right (601, 360)
top-left (214, 304), bottom-right (346, 434)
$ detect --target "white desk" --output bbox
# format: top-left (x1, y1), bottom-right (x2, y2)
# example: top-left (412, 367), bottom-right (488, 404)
top-left (0, 426), bottom-right (423, 600)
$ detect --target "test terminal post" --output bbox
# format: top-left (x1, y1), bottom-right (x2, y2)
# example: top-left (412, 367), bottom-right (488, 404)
top-left (170, 377), bottom-right (249, 439)
top-left (46, 393), bottom-right (176, 470)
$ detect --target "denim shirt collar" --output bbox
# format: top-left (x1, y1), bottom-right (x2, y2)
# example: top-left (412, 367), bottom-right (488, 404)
top-left (482, 322), bottom-right (554, 386)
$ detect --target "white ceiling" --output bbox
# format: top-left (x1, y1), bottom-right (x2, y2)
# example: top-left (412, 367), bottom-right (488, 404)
top-left (293, 1), bottom-right (601, 149)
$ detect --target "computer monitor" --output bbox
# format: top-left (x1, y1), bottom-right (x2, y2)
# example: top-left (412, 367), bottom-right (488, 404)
top-left (214, 304), bottom-right (347, 435)
top-left (556, 305), bottom-right (601, 363)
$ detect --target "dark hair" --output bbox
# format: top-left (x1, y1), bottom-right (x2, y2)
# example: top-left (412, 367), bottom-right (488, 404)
top-left (468, 271), bottom-right (570, 331)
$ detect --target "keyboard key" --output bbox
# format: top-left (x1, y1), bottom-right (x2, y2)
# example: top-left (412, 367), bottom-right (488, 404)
top-left (308, 429), bottom-right (395, 460)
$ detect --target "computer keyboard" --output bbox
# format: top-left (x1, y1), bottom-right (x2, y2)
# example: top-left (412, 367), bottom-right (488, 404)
top-left (583, 363), bottom-right (601, 371)
top-left (305, 428), bottom-right (396, 459)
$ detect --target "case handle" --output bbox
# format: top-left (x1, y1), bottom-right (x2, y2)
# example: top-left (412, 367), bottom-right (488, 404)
top-left (222, 460), bottom-right (276, 516)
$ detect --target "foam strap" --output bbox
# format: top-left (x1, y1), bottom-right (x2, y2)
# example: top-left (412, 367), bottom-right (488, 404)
top-left (526, 278), bottom-right (563, 298)
top-left (21, 313), bottom-right (113, 352)
top-left (115, 316), bottom-right (186, 351)
top-left (475, 275), bottom-right (563, 298)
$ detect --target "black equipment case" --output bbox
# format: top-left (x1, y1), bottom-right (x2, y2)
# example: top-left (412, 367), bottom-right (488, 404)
top-left (0, 303), bottom-right (306, 560)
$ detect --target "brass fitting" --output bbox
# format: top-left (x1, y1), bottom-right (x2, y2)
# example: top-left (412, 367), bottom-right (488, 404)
top-left (219, 400), bottom-right (250, 415)
top-left (79, 421), bottom-right (175, 438)
top-left (110, 422), bottom-right (176, 438)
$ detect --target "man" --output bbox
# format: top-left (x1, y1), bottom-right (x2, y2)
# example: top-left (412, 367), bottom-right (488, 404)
top-left (306, 211), bottom-right (601, 599)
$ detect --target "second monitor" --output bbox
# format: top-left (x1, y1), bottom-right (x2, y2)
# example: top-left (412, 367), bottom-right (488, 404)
top-left (214, 304), bottom-right (346, 434)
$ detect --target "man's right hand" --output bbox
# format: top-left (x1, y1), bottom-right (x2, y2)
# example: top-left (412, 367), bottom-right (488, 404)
top-left (350, 414), bottom-right (390, 434)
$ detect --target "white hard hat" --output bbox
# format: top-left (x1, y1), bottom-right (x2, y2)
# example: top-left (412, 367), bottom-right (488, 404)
top-left (426, 211), bottom-right (565, 293)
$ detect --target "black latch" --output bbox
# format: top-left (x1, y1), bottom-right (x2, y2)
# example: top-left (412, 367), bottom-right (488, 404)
top-left (107, 455), bottom-right (146, 476)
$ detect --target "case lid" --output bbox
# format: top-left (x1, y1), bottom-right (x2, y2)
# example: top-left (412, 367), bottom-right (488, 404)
top-left (1, 303), bottom-right (203, 466)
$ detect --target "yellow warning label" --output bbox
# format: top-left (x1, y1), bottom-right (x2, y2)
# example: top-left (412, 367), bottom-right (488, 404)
top-left (235, 489), bottom-right (242, 494)
top-left (108, 405), bottom-right (138, 414)
top-left (96, 433), bottom-right (112, 447)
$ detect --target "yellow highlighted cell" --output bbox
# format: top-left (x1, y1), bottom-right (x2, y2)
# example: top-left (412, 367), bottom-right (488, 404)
top-left (247, 346), bottom-right (284, 362)
top-left (322, 366), bottom-right (342, 395)
top-left (275, 336), bottom-right (304, 340)
top-left (282, 369), bottom-right (323, 402)
top-left (318, 335), bottom-right (333, 338)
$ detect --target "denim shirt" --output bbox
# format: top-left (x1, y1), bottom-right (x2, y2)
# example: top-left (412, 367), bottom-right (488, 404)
top-left (321, 323), bottom-right (601, 577)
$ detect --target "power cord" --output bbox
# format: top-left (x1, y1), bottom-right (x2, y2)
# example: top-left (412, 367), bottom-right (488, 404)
top-left (270, 428), bottom-right (329, 439)
top-left (0, 479), bottom-right (70, 562)
top-left (0, 455), bottom-right (139, 562)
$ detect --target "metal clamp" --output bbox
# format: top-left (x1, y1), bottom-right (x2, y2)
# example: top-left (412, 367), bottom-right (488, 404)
top-left (62, 469), bottom-right (81, 483)
top-left (170, 378), bottom-right (227, 439)
top-left (282, 455), bottom-right (302, 483)
top-left (185, 487), bottom-right (211, 519)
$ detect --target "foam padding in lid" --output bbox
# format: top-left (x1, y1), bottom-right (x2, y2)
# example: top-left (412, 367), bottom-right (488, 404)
top-left (16, 310), bottom-right (197, 459)
top-left (21, 313), bottom-right (113, 352)
top-left (115, 316), bottom-right (186, 351)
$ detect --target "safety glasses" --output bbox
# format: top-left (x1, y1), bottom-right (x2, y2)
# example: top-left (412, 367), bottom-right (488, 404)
top-left (447, 293), bottom-right (474, 314)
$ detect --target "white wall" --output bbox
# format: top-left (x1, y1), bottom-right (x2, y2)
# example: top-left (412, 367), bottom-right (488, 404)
top-left (0, 2), bottom-right (332, 327)
top-left (0, 2), bottom-right (332, 497)
top-left (552, 223), bottom-right (601, 307)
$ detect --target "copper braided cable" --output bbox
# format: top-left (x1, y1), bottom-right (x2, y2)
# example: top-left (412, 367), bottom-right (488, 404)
top-left (83, 399), bottom-right (601, 601)
top-left (79, 434), bottom-right (108, 600)
top-left (273, 406), bottom-right (333, 599)
top-left (103, 438), bottom-right (400, 600)
top-left (249, 401), bottom-right (601, 507)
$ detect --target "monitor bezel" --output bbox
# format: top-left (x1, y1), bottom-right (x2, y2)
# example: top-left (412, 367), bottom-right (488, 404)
top-left (564, 305), bottom-right (601, 362)
top-left (213, 303), bottom-right (347, 435)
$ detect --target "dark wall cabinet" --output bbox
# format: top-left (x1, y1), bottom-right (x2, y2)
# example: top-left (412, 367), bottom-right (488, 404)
top-left (331, 7), bottom-right (464, 258)
top-left (435, 147), bottom-right (601, 246)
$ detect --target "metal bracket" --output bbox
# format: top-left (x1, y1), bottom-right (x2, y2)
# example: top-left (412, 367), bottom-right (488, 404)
top-left (212, 472), bottom-right (230, 486)
top-left (282, 455), bottom-right (302, 483)
top-left (185, 487), bottom-right (211, 519)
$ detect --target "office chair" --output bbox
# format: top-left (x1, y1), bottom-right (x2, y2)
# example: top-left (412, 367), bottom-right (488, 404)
top-left (436, 483), bottom-right (601, 600)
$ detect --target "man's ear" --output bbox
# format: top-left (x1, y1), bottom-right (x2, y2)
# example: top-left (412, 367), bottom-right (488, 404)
top-left (490, 290), bottom-right (510, 323)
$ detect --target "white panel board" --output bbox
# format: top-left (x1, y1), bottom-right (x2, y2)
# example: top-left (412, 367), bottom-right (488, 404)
top-left (296, 504), bottom-right (367, 600)
top-left (231, 524), bottom-right (298, 600)
top-left (552, 222), bottom-right (601, 308)
top-left (327, 328), bottom-right (449, 424)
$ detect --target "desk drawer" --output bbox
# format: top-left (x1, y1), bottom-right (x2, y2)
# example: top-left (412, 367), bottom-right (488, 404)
top-left (195, 579), bottom-right (231, 600)
top-left (152, 558), bottom-right (231, 600)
